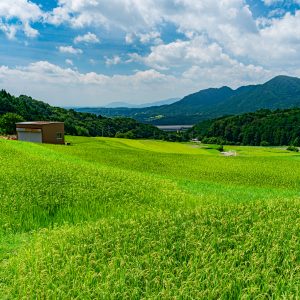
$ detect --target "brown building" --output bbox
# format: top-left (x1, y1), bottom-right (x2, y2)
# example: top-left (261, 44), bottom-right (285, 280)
top-left (16, 121), bottom-right (65, 144)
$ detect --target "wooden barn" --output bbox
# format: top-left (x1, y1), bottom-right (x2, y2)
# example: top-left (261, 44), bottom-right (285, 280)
top-left (16, 121), bottom-right (65, 144)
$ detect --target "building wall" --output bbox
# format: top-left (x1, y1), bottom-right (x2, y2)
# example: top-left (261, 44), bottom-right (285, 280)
top-left (42, 123), bottom-right (65, 144)
top-left (16, 123), bottom-right (65, 144)
top-left (17, 128), bottom-right (42, 143)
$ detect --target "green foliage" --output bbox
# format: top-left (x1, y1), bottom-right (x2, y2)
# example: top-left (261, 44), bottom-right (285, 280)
top-left (0, 113), bottom-right (24, 134)
top-left (287, 145), bottom-right (299, 152)
top-left (202, 136), bottom-right (226, 145)
top-left (216, 145), bottom-right (224, 152)
top-left (260, 141), bottom-right (270, 147)
top-left (0, 90), bottom-right (164, 139)
top-left (293, 137), bottom-right (300, 146)
top-left (191, 108), bottom-right (300, 146)
top-left (1, 137), bottom-right (300, 298)
top-left (75, 125), bottom-right (89, 136)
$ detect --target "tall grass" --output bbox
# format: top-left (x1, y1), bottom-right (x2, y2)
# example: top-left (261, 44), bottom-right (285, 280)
top-left (1, 137), bottom-right (300, 298)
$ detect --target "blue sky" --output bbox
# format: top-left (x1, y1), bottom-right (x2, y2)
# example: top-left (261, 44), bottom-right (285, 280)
top-left (0, 0), bottom-right (300, 106)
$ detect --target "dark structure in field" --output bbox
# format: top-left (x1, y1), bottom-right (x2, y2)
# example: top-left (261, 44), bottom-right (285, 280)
top-left (16, 121), bottom-right (64, 144)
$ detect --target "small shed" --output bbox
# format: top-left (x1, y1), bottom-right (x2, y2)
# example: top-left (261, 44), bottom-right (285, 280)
top-left (16, 121), bottom-right (65, 144)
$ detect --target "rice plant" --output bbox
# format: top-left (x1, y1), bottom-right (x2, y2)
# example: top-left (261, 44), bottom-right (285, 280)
top-left (1, 136), bottom-right (300, 299)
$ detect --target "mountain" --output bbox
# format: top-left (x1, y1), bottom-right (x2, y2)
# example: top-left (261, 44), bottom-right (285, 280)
top-left (75, 75), bottom-right (300, 125)
top-left (103, 98), bottom-right (180, 108)
top-left (156, 86), bottom-right (234, 114)
top-left (215, 75), bottom-right (300, 114)
top-left (104, 102), bottom-right (137, 108)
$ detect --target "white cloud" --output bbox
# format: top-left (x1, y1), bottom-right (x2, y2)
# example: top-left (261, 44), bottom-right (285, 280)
top-left (65, 59), bottom-right (74, 66)
top-left (138, 31), bottom-right (162, 44)
top-left (59, 46), bottom-right (83, 55)
top-left (46, 0), bottom-right (162, 29)
top-left (47, 0), bottom-right (256, 37)
top-left (0, 61), bottom-right (179, 106)
top-left (4, 0), bottom-right (298, 77)
top-left (1, 0), bottom-right (300, 106)
top-left (125, 31), bottom-right (162, 45)
top-left (105, 56), bottom-right (122, 66)
top-left (125, 33), bottom-right (134, 44)
top-left (130, 36), bottom-right (230, 70)
top-left (0, 60), bottom-right (277, 106)
top-left (262, 0), bottom-right (300, 5)
top-left (0, 21), bottom-right (17, 40)
top-left (0, 0), bottom-right (42, 38)
top-left (74, 32), bottom-right (100, 44)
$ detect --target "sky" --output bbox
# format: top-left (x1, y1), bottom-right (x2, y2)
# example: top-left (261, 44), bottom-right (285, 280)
top-left (1, 0), bottom-right (300, 106)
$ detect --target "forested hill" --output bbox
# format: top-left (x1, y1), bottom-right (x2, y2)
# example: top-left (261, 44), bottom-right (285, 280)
top-left (190, 108), bottom-right (300, 146)
top-left (76, 75), bottom-right (300, 125)
top-left (0, 90), bottom-right (164, 139)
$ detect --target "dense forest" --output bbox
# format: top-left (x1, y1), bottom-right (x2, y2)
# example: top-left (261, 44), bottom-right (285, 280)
top-left (0, 90), bottom-right (167, 140)
top-left (191, 108), bottom-right (300, 146)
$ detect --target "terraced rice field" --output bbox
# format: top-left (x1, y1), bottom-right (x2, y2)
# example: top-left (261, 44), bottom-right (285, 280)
top-left (1, 136), bottom-right (300, 299)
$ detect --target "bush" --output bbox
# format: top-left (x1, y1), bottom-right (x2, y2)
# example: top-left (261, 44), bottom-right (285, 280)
top-left (202, 137), bottom-right (226, 145)
top-left (260, 141), bottom-right (270, 147)
top-left (75, 126), bottom-right (90, 136)
top-left (216, 145), bottom-right (224, 152)
top-left (287, 145), bottom-right (299, 152)
top-left (0, 113), bottom-right (24, 134)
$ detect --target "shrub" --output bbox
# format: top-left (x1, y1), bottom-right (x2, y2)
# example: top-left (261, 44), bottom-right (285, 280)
top-left (0, 113), bottom-right (24, 134)
top-left (287, 145), bottom-right (299, 152)
top-left (260, 141), bottom-right (270, 147)
top-left (202, 137), bottom-right (225, 145)
top-left (216, 145), bottom-right (224, 152)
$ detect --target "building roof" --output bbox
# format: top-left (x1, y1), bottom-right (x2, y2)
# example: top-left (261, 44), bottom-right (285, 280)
top-left (16, 121), bottom-right (64, 125)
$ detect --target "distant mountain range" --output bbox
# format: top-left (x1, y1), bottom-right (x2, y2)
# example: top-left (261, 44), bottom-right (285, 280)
top-left (75, 75), bottom-right (300, 125)
top-left (103, 98), bottom-right (180, 108)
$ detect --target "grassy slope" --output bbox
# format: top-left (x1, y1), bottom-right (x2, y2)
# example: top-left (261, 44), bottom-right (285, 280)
top-left (1, 137), bottom-right (300, 298)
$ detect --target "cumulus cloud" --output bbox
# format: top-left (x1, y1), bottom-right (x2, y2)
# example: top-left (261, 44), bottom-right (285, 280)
top-left (125, 31), bottom-right (162, 45)
top-left (74, 32), bottom-right (100, 44)
top-left (0, 60), bottom-right (277, 106)
top-left (65, 59), bottom-right (74, 66)
top-left (263, 0), bottom-right (300, 5)
top-left (2, 0), bottom-right (300, 105)
top-left (105, 56), bottom-right (122, 66)
top-left (0, 0), bottom-right (42, 38)
top-left (46, 0), bottom-right (256, 37)
top-left (0, 61), bottom-right (179, 105)
top-left (0, 22), bottom-right (17, 40)
top-left (59, 46), bottom-right (83, 55)
top-left (45, 0), bottom-right (300, 70)
top-left (125, 33), bottom-right (134, 44)
top-left (46, 0), bottom-right (162, 29)
top-left (130, 36), bottom-right (230, 70)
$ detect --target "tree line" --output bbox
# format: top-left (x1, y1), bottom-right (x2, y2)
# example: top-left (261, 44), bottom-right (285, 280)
top-left (190, 108), bottom-right (300, 146)
top-left (0, 90), bottom-right (167, 140)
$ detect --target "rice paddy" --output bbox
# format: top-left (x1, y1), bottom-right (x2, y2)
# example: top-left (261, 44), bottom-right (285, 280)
top-left (1, 136), bottom-right (300, 299)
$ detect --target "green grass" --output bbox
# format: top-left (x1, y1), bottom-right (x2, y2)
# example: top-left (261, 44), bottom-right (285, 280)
top-left (1, 136), bottom-right (300, 299)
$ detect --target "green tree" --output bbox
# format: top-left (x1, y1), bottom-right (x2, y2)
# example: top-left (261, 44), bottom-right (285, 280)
top-left (293, 137), bottom-right (300, 147)
top-left (0, 113), bottom-right (24, 134)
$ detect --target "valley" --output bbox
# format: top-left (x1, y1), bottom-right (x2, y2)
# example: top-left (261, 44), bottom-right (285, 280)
top-left (75, 76), bottom-right (300, 125)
